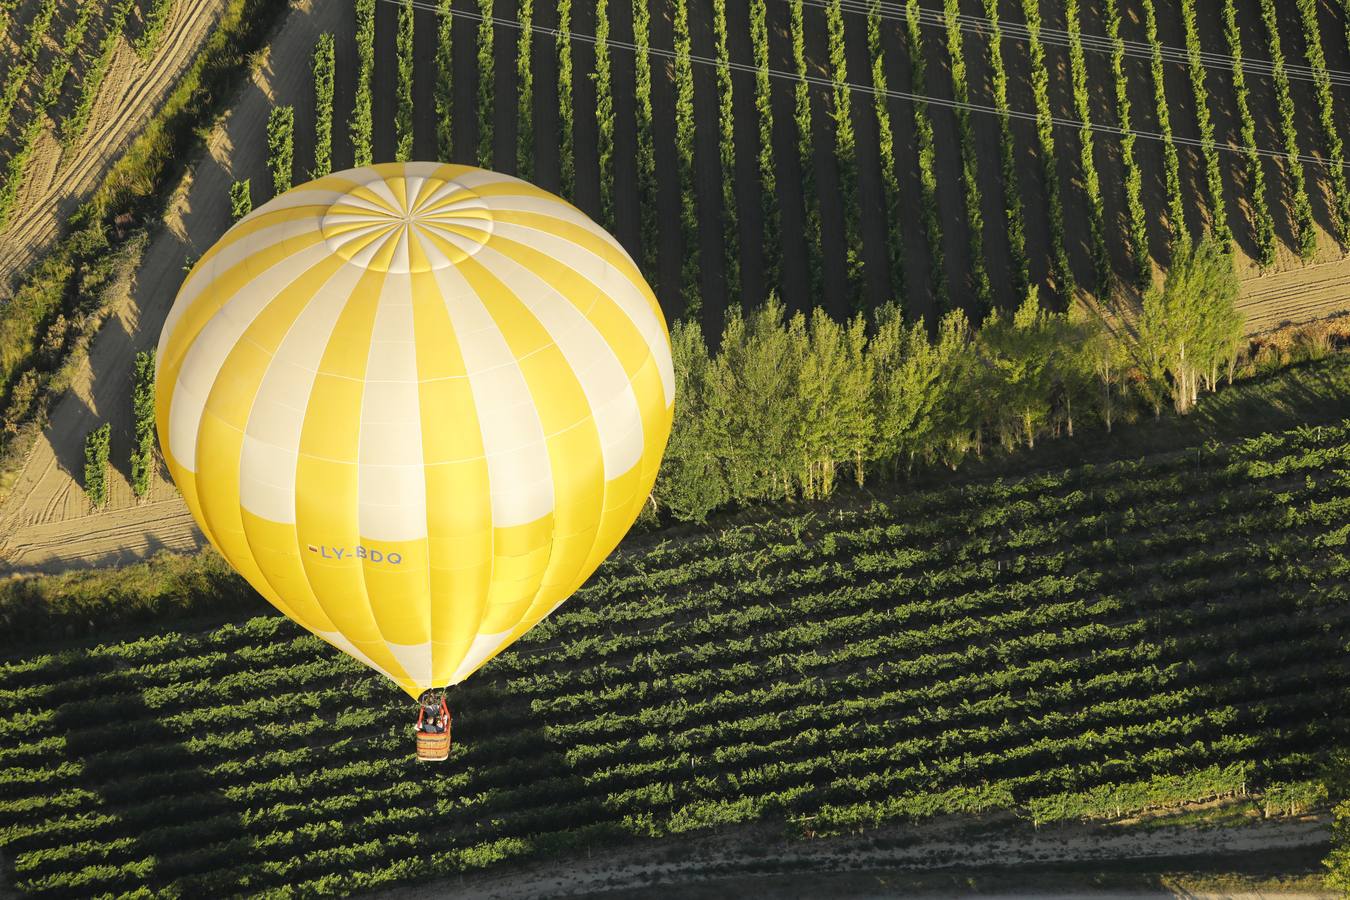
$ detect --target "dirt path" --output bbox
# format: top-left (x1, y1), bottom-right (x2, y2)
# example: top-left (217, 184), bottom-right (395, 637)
top-left (0, 0), bottom-right (346, 575)
top-left (0, 0), bottom-right (228, 291)
top-left (374, 812), bottom-right (1331, 900)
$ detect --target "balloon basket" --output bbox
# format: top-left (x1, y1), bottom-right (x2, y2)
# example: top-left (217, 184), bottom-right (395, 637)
top-left (415, 728), bottom-right (451, 762)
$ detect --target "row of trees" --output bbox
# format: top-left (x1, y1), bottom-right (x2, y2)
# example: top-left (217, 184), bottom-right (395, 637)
top-left (1258, 0), bottom-right (1317, 259)
top-left (395, 0), bottom-right (414, 162)
top-left (1180, 0), bottom-right (1230, 246)
top-left (942, 0), bottom-right (990, 312)
top-left (1294, 0), bottom-right (1349, 244)
top-left (1102, 0), bottom-right (1148, 287)
top-left (311, 32), bottom-right (334, 177)
top-left (658, 239), bottom-right (1244, 522)
top-left (1141, 0), bottom-right (1188, 252)
top-left (1221, 0), bottom-right (1277, 268)
top-left (1020, 0), bottom-right (1071, 294)
top-left (1064, 0), bottom-right (1110, 296)
top-left (901, 0), bottom-right (946, 309)
top-left (980, 0), bottom-right (1025, 300)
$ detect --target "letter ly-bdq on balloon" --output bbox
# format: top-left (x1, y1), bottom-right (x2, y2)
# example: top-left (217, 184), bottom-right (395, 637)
top-left (156, 163), bottom-right (675, 697)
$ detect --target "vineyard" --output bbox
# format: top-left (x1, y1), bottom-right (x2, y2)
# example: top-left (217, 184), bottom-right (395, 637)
top-left (2, 409), bottom-right (1348, 893)
top-left (369, 0), bottom-right (1350, 332)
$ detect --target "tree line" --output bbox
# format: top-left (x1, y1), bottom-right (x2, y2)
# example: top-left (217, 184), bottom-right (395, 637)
top-left (657, 239), bottom-right (1246, 523)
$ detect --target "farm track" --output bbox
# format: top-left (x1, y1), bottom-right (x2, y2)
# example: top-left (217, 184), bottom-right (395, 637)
top-left (0, 0), bottom-right (229, 290)
top-left (0, 0), bottom-right (345, 572)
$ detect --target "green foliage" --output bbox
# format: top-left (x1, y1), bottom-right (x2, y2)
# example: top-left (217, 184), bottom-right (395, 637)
top-left (1142, 0), bottom-right (1189, 254)
top-left (1135, 238), bottom-right (1244, 415)
top-left (311, 32), bottom-right (335, 177)
top-left (134, 0), bottom-right (175, 58)
top-left (1180, 0), bottom-right (1230, 245)
top-left (1102, 0), bottom-right (1149, 288)
top-left (130, 352), bottom-right (155, 497)
top-left (477, 0), bottom-right (494, 168)
top-left (557, 0), bottom-right (575, 197)
top-left (516, 0), bottom-right (533, 178)
top-left (902, 0), bottom-right (946, 311)
top-left (1221, 0), bottom-right (1276, 267)
top-left (1020, 0), bottom-right (1072, 296)
top-left (942, 0), bottom-right (990, 312)
top-left (82, 422), bottom-right (110, 507)
top-left (61, 0), bottom-right (137, 147)
top-left (1295, 0), bottom-right (1349, 243)
top-left (435, 0), bottom-right (453, 159)
top-left (1326, 751), bottom-right (1350, 892)
top-left (714, 0), bottom-right (740, 303)
top-left (1258, 0), bottom-right (1316, 259)
top-left (750, 0), bottom-right (779, 299)
top-left (979, 0), bottom-right (1025, 300)
top-left (594, 0), bottom-right (615, 229)
top-left (1064, 0), bottom-right (1111, 298)
top-left (266, 105), bottom-right (294, 196)
top-left (0, 0), bottom-right (59, 139)
top-left (673, 0), bottom-right (700, 318)
top-left (0, 0), bottom-right (281, 465)
top-left (229, 178), bottom-right (251, 222)
top-left (789, 0), bottom-right (822, 306)
top-left (4, 416), bottom-right (1350, 892)
top-left (350, 0), bottom-right (375, 167)
top-left (395, 0), bottom-right (414, 163)
top-left (0, 0), bottom-right (98, 229)
top-left (632, 0), bottom-right (657, 280)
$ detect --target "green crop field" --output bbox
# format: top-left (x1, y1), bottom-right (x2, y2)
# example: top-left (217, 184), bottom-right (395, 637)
top-left (2, 362), bottom-right (1348, 894)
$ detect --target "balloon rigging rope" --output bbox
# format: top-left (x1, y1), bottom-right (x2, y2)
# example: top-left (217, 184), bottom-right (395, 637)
top-left (374, 0), bottom-right (1350, 172)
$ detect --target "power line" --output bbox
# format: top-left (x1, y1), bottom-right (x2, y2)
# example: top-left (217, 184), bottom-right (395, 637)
top-left (379, 0), bottom-right (1350, 172)
top-left (816, 0), bottom-right (1350, 89)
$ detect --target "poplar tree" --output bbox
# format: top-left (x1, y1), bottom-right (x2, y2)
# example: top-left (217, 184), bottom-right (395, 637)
top-left (312, 33), bottom-right (335, 177)
top-left (477, 0), bottom-right (495, 168)
top-left (435, 0), bottom-right (453, 159)
top-left (632, 0), bottom-right (658, 277)
top-left (350, 0), bottom-right (375, 166)
top-left (267, 105), bottom-right (294, 196)
top-left (750, 0), bottom-right (779, 297)
top-left (229, 179), bottom-right (252, 222)
top-left (517, 0), bottom-right (534, 178)
top-left (395, 0), bottom-right (415, 162)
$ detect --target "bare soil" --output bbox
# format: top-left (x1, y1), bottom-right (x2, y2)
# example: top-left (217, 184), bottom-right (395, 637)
top-left (372, 809), bottom-right (1332, 900)
top-left (0, 0), bottom-right (345, 574)
top-left (0, 0), bottom-right (229, 291)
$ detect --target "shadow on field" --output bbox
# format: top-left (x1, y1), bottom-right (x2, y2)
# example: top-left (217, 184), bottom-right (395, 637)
top-left (46, 662), bottom-right (245, 895)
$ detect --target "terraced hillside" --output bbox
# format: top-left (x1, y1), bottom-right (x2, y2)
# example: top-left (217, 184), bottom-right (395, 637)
top-left (1, 408), bottom-right (1347, 894)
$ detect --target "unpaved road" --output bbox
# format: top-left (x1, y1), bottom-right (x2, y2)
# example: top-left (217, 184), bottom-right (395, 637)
top-left (0, 0), bottom-right (228, 289)
top-left (0, 0), bottom-right (342, 573)
top-left (374, 812), bottom-right (1331, 899)
top-left (0, 0), bottom-right (1348, 574)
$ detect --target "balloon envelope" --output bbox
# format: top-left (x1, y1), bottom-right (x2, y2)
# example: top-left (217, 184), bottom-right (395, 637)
top-left (156, 162), bottom-right (674, 697)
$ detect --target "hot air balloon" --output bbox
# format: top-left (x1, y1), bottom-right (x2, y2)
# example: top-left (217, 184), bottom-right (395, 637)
top-left (155, 162), bottom-right (674, 759)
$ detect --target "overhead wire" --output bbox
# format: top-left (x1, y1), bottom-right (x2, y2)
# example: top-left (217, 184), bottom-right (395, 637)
top-left (377, 0), bottom-right (1350, 171)
top-left (808, 0), bottom-right (1350, 88)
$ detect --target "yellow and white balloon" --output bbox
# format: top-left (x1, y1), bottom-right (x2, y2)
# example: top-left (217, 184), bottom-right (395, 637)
top-left (156, 162), bottom-right (674, 697)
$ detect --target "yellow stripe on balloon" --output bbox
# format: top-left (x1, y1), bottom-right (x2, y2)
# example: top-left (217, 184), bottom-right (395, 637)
top-left (156, 162), bottom-right (674, 698)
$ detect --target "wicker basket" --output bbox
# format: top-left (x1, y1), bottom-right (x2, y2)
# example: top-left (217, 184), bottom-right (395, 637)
top-left (416, 727), bottom-right (451, 762)
top-left (415, 698), bottom-right (452, 762)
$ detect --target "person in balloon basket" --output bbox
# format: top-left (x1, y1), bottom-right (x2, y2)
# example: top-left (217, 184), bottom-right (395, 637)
top-left (418, 694), bottom-right (446, 734)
